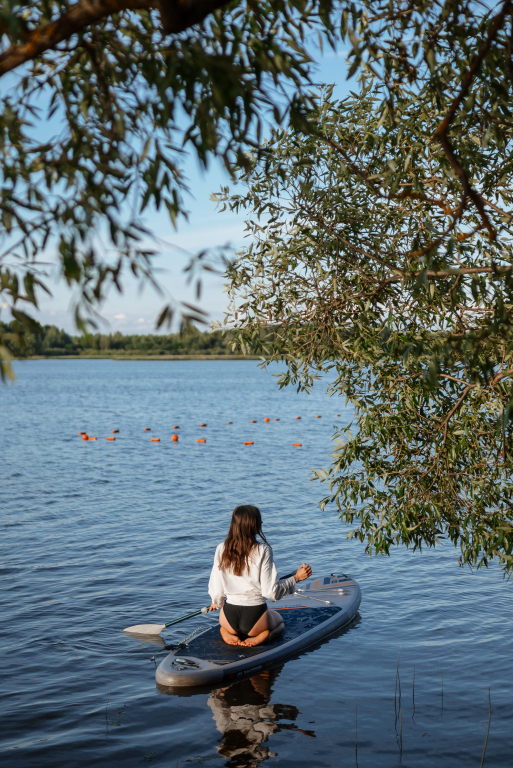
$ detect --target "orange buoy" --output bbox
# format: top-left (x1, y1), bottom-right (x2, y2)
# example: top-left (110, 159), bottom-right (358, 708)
top-left (316, 415), bottom-right (322, 419)
top-left (88, 437), bottom-right (97, 441)
top-left (250, 420), bottom-right (257, 423)
top-left (172, 434), bottom-right (179, 442)
top-left (226, 421), bottom-right (233, 424)
top-left (82, 434), bottom-right (88, 440)
top-left (106, 437), bottom-right (116, 441)
top-left (335, 414), bottom-right (340, 417)
top-left (274, 418), bottom-right (280, 421)
top-left (151, 438), bottom-right (160, 442)
top-left (173, 425), bottom-right (179, 429)
top-left (292, 443), bottom-right (302, 447)
top-left (244, 441), bottom-right (254, 445)
top-left (78, 431), bottom-right (86, 435)
top-left (264, 417), bottom-right (270, 422)
top-left (197, 438), bottom-right (206, 443)
top-left (296, 416), bottom-right (301, 420)
top-left (144, 428), bottom-right (151, 431)
top-left (112, 429), bottom-right (119, 434)
top-left (200, 423), bottom-right (207, 427)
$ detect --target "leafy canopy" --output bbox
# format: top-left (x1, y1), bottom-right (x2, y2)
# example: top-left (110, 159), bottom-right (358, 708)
top-left (215, 1), bottom-right (513, 574)
top-left (0, 0), bottom-right (341, 379)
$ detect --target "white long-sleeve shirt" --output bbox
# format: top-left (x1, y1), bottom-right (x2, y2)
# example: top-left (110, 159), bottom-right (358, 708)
top-left (208, 542), bottom-right (296, 607)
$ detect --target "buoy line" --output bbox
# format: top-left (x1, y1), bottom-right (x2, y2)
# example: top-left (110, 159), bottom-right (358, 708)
top-left (78, 413), bottom-right (338, 446)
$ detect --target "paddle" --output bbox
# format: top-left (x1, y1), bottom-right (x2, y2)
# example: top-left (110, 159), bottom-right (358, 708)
top-left (123, 570), bottom-right (300, 636)
top-left (123, 607), bottom-right (211, 636)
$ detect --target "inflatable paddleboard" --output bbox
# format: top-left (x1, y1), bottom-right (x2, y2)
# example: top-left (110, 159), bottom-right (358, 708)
top-left (156, 572), bottom-right (361, 687)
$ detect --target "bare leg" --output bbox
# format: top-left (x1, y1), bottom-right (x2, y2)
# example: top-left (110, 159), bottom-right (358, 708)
top-left (241, 610), bottom-right (285, 647)
top-left (219, 607), bottom-right (241, 646)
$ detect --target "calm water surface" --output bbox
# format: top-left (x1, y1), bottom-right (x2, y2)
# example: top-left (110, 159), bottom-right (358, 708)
top-left (1, 360), bottom-right (512, 767)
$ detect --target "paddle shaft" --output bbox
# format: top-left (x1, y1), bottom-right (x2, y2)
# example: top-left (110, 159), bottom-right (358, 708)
top-left (164, 609), bottom-right (207, 628)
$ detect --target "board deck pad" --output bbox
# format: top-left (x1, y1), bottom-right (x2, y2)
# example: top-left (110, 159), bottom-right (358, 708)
top-left (178, 606), bottom-right (340, 664)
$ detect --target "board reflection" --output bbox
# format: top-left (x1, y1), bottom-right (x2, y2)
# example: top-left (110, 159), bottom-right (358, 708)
top-left (207, 668), bottom-right (315, 767)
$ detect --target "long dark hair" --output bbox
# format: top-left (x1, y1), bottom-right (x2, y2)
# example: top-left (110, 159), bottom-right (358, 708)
top-left (219, 505), bottom-right (270, 576)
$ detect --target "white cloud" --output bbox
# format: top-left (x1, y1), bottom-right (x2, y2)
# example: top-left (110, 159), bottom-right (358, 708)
top-left (114, 313), bottom-right (126, 320)
top-left (137, 317), bottom-right (145, 323)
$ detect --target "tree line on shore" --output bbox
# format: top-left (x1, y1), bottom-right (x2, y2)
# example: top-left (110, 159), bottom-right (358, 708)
top-left (0, 321), bottom-right (238, 357)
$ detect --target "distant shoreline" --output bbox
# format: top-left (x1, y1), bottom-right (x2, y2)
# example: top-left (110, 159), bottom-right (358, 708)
top-left (22, 354), bottom-right (264, 361)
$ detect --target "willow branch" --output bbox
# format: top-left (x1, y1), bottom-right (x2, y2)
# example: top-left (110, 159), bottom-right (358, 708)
top-left (433, 0), bottom-right (513, 240)
top-left (306, 205), bottom-right (513, 281)
top-left (0, 0), bottom-right (233, 78)
top-left (441, 385), bottom-right (472, 445)
top-left (435, 0), bottom-right (513, 137)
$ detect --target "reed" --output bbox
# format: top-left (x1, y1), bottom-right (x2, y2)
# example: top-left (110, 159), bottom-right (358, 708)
top-left (412, 666), bottom-right (416, 721)
top-left (355, 699), bottom-right (358, 768)
top-left (480, 689), bottom-right (492, 768)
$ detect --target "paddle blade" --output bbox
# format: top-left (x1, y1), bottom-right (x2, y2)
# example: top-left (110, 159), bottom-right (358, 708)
top-left (123, 623), bottom-right (165, 635)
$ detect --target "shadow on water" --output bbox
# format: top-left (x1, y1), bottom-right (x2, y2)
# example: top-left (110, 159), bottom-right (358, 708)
top-left (150, 617), bottom-right (361, 767)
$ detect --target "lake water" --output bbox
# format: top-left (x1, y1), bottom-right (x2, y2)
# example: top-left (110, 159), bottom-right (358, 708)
top-left (1, 359), bottom-right (512, 767)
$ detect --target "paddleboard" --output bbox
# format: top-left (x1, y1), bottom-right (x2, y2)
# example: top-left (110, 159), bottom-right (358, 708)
top-left (156, 572), bottom-right (361, 687)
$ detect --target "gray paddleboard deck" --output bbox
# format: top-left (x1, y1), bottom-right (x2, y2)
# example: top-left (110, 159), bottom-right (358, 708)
top-left (156, 572), bottom-right (361, 687)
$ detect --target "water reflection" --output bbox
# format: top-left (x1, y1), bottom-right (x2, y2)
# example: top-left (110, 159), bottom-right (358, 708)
top-left (154, 620), bottom-right (360, 766)
top-left (208, 667), bottom-right (315, 768)
top-left (123, 631), bottom-right (168, 648)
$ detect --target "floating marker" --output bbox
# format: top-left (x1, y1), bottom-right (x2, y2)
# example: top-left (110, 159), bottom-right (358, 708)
top-left (82, 434), bottom-right (88, 440)
top-left (151, 438), bottom-right (160, 442)
top-left (250, 420), bottom-right (257, 423)
top-left (106, 437), bottom-right (116, 441)
top-left (173, 425), bottom-right (179, 429)
top-left (88, 437), bottom-right (97, 441)
top-left (200, 423), bottom-right (207, 427)
top-left (78, 431), bottom-right (86, 435)
top-left (335, 414), bottom-right (340, 417)
top-left (197, 438), bottom-right (206, 443)
top-left (264, 417), bottom-right (270, 422)
top-left (112, 429), bottom-right (119, 433)
top-left (172, 434), bottom-right (179, 442)
top-left (226, 421), bottom-right (233, 424)
top-left (296, 416), bottom-right (301, 420)
top-left (144, 428), bottom-right (151, 431)
top-left (244, 441), bottom-right (254, 445)
top-left (316, 415), bottom-right (322, 419)
top-left (292, 443), bottom-right (302, 447)
top-left (274, 418), bottom-right (280, 421)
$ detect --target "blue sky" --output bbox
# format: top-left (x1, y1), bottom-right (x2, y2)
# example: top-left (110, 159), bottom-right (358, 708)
top-left (22, 49), bottom-right (353, 335)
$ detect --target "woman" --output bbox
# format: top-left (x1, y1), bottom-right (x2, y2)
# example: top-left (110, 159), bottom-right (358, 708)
top-left (208, 505), bottom-right (312, 647)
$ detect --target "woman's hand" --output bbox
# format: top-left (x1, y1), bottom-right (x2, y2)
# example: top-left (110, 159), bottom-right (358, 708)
top-left (294, 563), bottom-right (312, 582)
top-left (209, 603), bottom-right (218, 612)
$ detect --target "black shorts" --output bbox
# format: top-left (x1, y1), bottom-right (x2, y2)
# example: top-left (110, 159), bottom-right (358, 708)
top-left (223, 601), bottom-right (268, 637)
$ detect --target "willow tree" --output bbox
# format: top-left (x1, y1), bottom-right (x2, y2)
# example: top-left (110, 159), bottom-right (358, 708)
top-left (215, 3), bottom-right (513, 573)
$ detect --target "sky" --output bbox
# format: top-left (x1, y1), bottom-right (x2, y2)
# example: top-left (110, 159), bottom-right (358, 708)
top-left (6, 49), bottom-right (353, 336)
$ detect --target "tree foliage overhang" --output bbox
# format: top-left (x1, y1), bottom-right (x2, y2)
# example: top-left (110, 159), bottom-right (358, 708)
top-left (0, 0), bottom-right (342, 379)
top-left (215, 0), bottom-right (513, 574)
